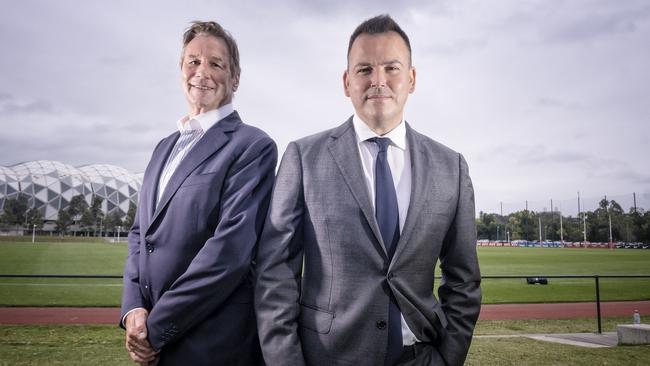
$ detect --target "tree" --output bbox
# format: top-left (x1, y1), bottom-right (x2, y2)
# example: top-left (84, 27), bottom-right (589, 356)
top-left (507, 210), bottom-right (537, 241)
top-left (476, 212), bottom-right (507, 241)
top-left (640, 210), bottom-right (650, 244)
top-left (104, 211), bottom-right (123, 234)
top-left (79, 195), bottom-right (104, 235)
top-left (0, 195), bottom-right (29, 231)
top-left (628, 208), bottom-right (645, 243)
top-left (562, 215), bottom-right (584, 242)
top-left (24, 207), bottom-right (44, 230)
top-left (67, 195), bottom-right (89, 218)
top-left (55, 210), bottom-right (73, 235)
top-left (123, 202), bottom-right (137, 230)
top-left (79, 209), bottom-right (96, 235)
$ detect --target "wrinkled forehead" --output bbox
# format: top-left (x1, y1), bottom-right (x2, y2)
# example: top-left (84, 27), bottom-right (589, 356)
top-left (181, 34), bottom-right (230, 59)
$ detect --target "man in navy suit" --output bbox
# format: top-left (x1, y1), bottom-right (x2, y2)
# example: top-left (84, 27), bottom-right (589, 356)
top-left (120, 21), bottom-right (277, 365)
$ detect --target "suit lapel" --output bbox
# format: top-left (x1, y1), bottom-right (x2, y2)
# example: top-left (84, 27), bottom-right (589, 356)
top-left (148, 112), bottom-right (239, 227)
top-left (391, 124), bottom-right (438, 264)
top-left (328, 118), bottom-right (387, 258)
top-left (142, 134), bottom-right (178, 227)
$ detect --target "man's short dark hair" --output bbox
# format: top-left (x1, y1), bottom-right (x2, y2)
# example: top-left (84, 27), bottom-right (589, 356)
top-left (347, 14), bottom-right (412, 66)
top-left (181, 21), bottom-right (241, 79)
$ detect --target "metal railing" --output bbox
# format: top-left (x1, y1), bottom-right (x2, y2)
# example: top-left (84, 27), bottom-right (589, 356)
top-left (2, 274), bottom-right (649, 333)
top-left (481, 275), bottom-right (650, 333)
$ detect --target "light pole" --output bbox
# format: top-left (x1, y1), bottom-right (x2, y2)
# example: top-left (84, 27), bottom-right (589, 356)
top-left (605, 195), bottom-right (613, 249)
top-left (583, 210), bottom-right (587, 246)
top-left (116, 226), bottom-right (121, 243)
top-left (559, 204), bottom-right (564, 245)
top-left (32, 224), bottom-right (36, 243)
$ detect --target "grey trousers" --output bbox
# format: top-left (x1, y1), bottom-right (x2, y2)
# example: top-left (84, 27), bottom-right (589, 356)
top-left (396, 343), bottom-right (446, 366)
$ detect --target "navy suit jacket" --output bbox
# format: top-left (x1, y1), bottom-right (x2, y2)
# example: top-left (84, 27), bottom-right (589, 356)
top-left (120, 111), bottom-right (277, 365)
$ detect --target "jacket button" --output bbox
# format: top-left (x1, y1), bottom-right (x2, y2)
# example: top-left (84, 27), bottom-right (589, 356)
top-left (376, 320), bottom-right (387, 330)
top-left (146, 244), bottom-right (154, 253)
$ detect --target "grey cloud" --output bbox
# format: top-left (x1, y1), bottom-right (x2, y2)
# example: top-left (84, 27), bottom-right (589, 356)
top-left (420, 37), bottom-right (487, 56)
top-left (545, 3), bottom-right (650, 43)
top-left (536, 97), bottom-right (581, 110)
top-left (1, 0), bottom-right (648, 212)
top-left (0, 99), bottom-right (55, 115)
top-left (515, 145), bottom-right (603, 166)
top-left (284, 0), bottom-right (440, 17)
top-left (481, 144), bottom-right (594, 166)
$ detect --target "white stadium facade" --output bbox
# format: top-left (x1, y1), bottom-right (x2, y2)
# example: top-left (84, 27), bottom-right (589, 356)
top-left (0, 160), bottom-right (142, 221)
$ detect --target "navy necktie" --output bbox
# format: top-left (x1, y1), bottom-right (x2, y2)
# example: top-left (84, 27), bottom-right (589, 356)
top-left (368, 137), bottom-right (402, 366)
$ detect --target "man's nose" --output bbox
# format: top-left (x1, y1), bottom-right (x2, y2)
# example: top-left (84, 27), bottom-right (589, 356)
top-left (195, 61), bottom-right (208, 77)
top-left (370, 70), bottom-right (386, 88)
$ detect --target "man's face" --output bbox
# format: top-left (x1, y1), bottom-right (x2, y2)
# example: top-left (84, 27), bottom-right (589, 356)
top-left (181, 35), bottom-right (238, 116)
top-left (344, 31), bottom-right (415, 128)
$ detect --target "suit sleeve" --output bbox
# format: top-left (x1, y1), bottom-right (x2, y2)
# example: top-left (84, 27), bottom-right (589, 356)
top-left (145, 136), bottom-right (278, 350)
top-left (119, 198), bottom-right (146, 328)
top-left (255, 141), bottom-right (307, 366)
top-left (119, 138), bottom-right (167, 328)
top-left (437, 154), bottom-right (482, 366)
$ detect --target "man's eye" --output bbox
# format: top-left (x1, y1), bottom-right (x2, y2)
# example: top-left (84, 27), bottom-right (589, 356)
top-left (211, 62), bottom-right (222, 68)
top-left (386, 66), bottom-right (399, 72)
top-left (188, 60), bottom-right (199, 65)
top-left (357, 67), bottom-right (371, 74)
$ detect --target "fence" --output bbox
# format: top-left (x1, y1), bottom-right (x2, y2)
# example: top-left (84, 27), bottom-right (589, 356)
top-left (2, 274), bottom-right (649, 334)
top-left (482, 275), bottom-right (650, 333)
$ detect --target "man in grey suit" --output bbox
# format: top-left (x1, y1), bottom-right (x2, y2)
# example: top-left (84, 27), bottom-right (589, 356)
top-left (255, 15), bottom-right (481, 366)
top-left (121, 21), bottom-right (276, 365)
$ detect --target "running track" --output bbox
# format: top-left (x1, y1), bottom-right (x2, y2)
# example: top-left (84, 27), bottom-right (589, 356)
top-left (1, 301), bottom-right (648, 325)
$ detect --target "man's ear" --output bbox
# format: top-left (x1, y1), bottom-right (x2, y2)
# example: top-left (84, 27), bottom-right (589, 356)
top-left (409, 66), bottom-right (416, 94)
top-left (233, 75), bottom-right (240, 92)
top-left (343, 70), bottom-right (351, 97)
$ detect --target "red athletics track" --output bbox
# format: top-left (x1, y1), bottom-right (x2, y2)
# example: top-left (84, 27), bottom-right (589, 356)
top-left (0, 301), bottom-right (648, 324)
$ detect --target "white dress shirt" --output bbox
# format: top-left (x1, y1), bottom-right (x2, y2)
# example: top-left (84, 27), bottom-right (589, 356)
top-left (156, 103), bottom-right (234, 205)
top-left (352, 114), bottom-right (419, 346)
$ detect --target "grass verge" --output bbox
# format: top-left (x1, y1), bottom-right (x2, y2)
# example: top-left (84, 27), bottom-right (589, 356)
top-left (1, 319), bottom-right (649, 366)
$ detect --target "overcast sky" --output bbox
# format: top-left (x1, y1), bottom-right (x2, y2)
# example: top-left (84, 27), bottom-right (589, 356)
top-left (1, 0), bottom-right (649, 215)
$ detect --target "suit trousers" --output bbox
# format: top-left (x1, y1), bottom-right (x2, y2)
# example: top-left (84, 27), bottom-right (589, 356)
top-left (396, 343), bottom-right (446, 366)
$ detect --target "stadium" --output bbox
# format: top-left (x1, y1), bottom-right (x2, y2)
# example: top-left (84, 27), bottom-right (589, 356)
top-left (0, 160), bottom-right (142, 232)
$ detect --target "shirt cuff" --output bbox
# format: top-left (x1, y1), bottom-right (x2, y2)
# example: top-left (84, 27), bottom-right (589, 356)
top-left (122, 307), bottom-right (146, 328)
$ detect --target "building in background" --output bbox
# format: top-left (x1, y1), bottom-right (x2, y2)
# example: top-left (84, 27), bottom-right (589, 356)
top-left (0, 160), bottom-right (142, 223)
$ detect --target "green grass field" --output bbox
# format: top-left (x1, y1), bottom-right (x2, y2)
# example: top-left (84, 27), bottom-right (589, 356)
top-left (477, 247), bottom-right (650, 303)
top-left (1, 240), bottom-right (650, 364)
top-left (0, 241), bottom-right (126, 306)
top-left (1, 318), bottom-right (649, 366)
top-left (0, 240), bottom-right (649, 306)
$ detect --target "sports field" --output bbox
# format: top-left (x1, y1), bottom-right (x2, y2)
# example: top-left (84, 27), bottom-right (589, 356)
top-left (1, 241), bottom-right (649, 306)
top-left (1, 239), bottom-right (649, 365)
top-left (1, 318), bottom-right (649, 365)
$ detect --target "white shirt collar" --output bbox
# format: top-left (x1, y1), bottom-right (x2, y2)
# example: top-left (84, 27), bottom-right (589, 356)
top-left (176, 103), bottom-right (235, 133)
top-left (352, 114), bottom-right (407, 150)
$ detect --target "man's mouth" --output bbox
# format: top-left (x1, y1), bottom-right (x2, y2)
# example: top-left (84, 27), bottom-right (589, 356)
top-left (190, 84), bottom-right (214, 91)
top-left (367, 94), bottom-right (390, 100)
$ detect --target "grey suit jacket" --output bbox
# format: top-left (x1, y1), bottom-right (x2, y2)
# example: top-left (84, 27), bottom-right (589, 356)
top-left (120, 111), bottom-right (277, 365)
top-left (255, 118), bottom-right (481, 366)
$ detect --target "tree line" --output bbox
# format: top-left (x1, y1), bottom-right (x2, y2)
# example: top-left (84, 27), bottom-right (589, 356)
top-left (477, 198), bottom-right (650, 243)
top-left (0, 194), bottom-right (136, 236)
